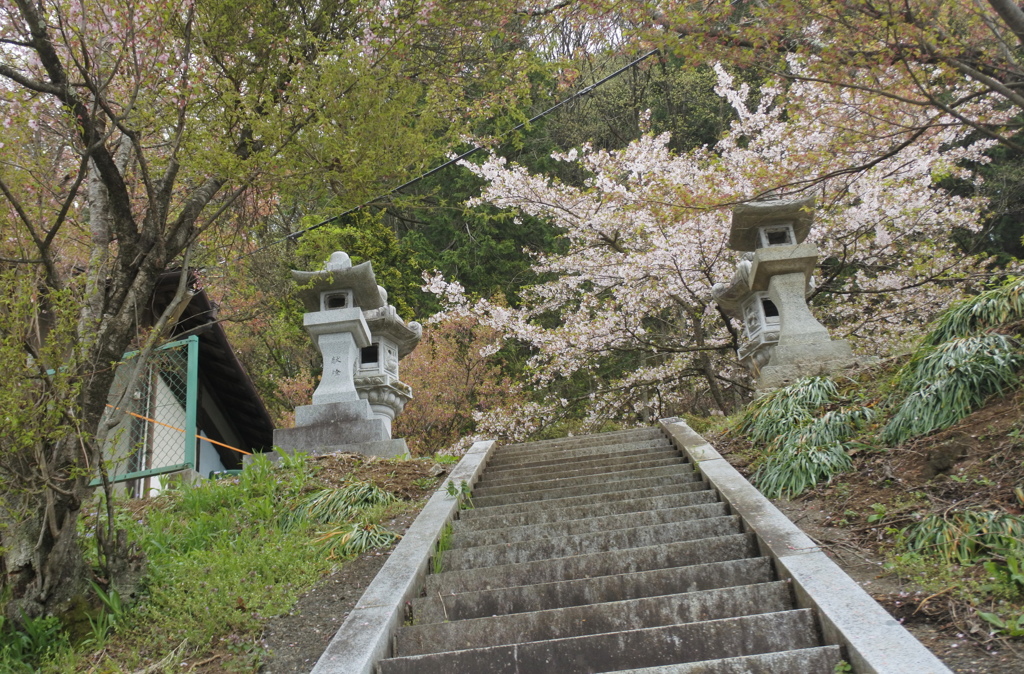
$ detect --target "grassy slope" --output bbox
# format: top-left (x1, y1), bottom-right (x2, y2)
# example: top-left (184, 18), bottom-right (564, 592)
top-left (709, 328), bottom-right (1024, 653)
top-left (1, 453), bottom-right (446, 673)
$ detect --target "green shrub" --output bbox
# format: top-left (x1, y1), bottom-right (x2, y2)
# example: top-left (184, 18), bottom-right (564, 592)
top-left (739, 378), bottom-right (872, 498)
top-left (898, 509), bottom-right (1024, 566)
top-left (737, 376), bottom-right (839, 445)
top-left (882, 276), bottom-right (1024, 445)
top-left (884, 334), bottom-right (1022, 445)
top-left (753, 407), bottom-right (873, 498)
top-left (921, 276), bottom-right (1024, 346)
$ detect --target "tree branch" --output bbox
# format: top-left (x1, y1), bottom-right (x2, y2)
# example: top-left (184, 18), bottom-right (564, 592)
top-left (13, 0), bottom-right (136, 240)
top-left (986, 0), bottom-right (1024, 50)
top-left (43, 152), bottom-right (91, 252)
top-left (517, 0), bottom-right (573, 17)
top-left (0, 175), bottom-right (61, 287)
top-left (0, 64), bottom-right (62, 95)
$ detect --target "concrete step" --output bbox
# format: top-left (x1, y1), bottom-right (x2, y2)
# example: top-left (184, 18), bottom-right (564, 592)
top-left (472, 463), bottom-right (696, 499)
top-left (441, 516), bottom-right (743, 572)
top-left (398, 581), bottom-right (793, 656)
top-left (425, 532), bottom-right (759, 595)
top-left (479, 451), bottom-right (685, 486)
top-left (452, 490), bottom-right (720, 533)
top-left (498, 428), bottom-right (665, 454)
top-left (612, 647), bottom-right (845, 673)
top-left (462, 481), bottom-right (711, 521)
top-left (414, 557), bottom-right (774, 623)
top-left (486, 443), bottom-right (677, 475)
top-left (450, 502), bottom-right (730, 550)
top-left (472, 472), bottom-right (701, 509)
top-left (377, 609), bottom-right (822, 674)
top-left (487, 439), bottom-right (673, 470)
top-left (331, 425), bottom-right (946, 674)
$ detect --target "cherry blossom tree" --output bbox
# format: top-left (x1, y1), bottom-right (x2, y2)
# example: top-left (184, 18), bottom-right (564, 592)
top-left (0, 0), bottom-right (537, 618)
top-left (428, 64), bottom-right (1010, 438)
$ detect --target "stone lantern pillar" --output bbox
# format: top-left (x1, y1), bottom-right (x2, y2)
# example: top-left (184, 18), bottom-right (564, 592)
top-left (272, 251), bottom-right (421, 458)
top-left (712, 198), bottom-right (855, 389)
top-left (356, 286), bottom-right (421, 436)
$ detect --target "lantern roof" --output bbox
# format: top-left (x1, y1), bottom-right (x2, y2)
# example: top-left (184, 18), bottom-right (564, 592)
top-left (291, 251), bottom-right (386, 313)
top-left (728, 197), bottom-right (816, 251)
top-left (363, 307), bottom-right (423, 358)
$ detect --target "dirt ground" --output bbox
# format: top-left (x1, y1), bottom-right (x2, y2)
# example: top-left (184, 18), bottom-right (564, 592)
top-left (715, 388), bottom-right (1024, 673)
top-left (257, 454), bottom-right (444, 674)
top-left (258, 511), bottom-right (419, 673)
top-left (774, 498), bottom-right (1024, 673)
top-left (256, 397), bottom-right (1024, 673)
top-left (305, 452), bottom-right (450, 500)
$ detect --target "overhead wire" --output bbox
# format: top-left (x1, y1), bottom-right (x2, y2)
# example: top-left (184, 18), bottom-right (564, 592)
top-left (240, 48), bottom-right (659, 260)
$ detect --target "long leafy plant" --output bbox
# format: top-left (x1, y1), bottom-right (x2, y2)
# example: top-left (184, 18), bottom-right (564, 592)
top-left (739, 377), bottom-right (873, 498)
top-left (883, 276), bottom-right (1024, 445)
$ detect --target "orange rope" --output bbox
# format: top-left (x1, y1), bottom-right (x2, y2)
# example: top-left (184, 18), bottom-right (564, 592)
top-left (105, 404), bottom-right (252, 456)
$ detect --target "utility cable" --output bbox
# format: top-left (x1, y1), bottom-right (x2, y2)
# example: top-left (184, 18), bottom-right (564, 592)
top-left (241, 48), bottom-right (659, 259)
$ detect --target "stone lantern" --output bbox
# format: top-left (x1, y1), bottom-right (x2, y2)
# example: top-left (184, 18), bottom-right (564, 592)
top-left (712, 197), bottom-right (855, 389)
top-left (356, 286), bottom-right (421, 436)
top-left (272, 251), bottom-right (422, 458)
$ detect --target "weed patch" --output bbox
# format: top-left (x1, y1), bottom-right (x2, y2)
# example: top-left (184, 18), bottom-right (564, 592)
top-left (897, 510), bottom-right (1024, 567)
top-left (30, 451), bottom-right (444, 672)
top-left (432, 523), bottom-right (454, 575)
top-left (0, 614), bottom-right (72, 672)
top-left (738, 377), bottom-right (873, 498)
top-left (884, 335), bottom-right (1022, 445)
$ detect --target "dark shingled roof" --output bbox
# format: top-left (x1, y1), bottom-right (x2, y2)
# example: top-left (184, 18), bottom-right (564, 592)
top-left (151, 272), bottom-right (275, 460)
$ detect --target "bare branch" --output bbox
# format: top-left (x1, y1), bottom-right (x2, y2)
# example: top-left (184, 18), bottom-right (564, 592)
top-left (0, 64), bottom-right (62, 94)
top-left (43, 152), bottom-right (91, 251)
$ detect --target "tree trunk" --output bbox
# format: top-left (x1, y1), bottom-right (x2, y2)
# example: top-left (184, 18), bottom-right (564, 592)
top-left (1, 437), bottom-right (89, 621)
top-left (0, 222), bottom-right (165, 620)
top-left (689, 306), bottom-right (730, 414)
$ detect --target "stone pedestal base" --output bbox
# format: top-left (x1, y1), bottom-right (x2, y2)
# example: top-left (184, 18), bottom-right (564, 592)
top-left (256, 438), bottom-right (409, 463)
top-left (757, 339), bottom-right (857, 390)
top-left (273, 400), bottom-right (405, 458)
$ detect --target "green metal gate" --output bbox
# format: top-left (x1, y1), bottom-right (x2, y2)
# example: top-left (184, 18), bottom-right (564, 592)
top-left (95, 336), bottom-right (199, 487)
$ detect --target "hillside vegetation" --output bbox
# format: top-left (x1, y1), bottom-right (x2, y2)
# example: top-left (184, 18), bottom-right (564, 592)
top-left (1, 279), bottom-right (1021, 671)
top-left (0, 453), bottom-right (447, 672)
top-left (716, 276), bottom-right (1024, 652)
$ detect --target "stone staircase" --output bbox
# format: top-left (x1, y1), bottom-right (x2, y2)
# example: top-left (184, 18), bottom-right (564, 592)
top-left (375, 427), bottom-right (846, 673)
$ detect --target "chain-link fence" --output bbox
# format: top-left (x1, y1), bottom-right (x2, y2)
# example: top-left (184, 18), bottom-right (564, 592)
top-left (98, 336), bottom-right (198, 494)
